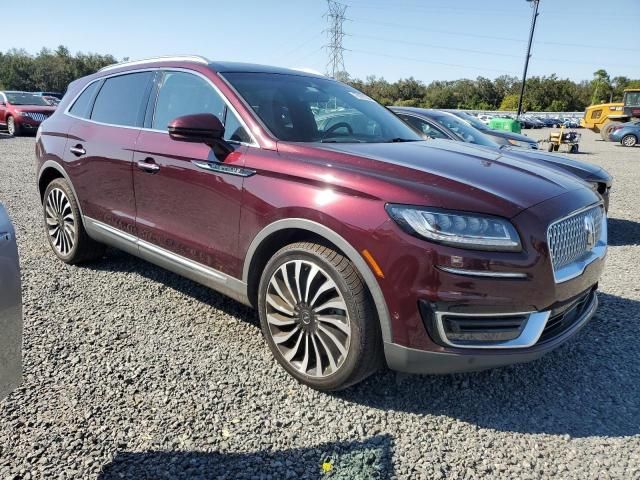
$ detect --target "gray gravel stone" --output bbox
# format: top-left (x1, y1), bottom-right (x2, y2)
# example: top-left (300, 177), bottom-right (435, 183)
top-left (0, 129), bottom-right (639, 479)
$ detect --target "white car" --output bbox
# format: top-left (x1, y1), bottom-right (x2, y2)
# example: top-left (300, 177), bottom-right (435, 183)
top-left (476, 114), bottom-right (492, 125)
top-left (0, 203), bottom-right (22, 401)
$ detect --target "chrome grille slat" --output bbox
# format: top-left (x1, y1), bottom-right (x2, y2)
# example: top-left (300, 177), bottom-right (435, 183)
top-left (547, 205), bottom-right (605, 273)
top-left (24, 112), bottom-right (49, 122)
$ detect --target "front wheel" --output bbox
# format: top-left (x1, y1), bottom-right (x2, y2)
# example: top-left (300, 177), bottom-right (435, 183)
top-left (258, 242), bottom-right (382, 391)
top-left (6, 116), bottom-right (20, 137)
top-left (43, 178), bottom-right (105, 264)
top-left (621, 134), bottom-right (637, 147)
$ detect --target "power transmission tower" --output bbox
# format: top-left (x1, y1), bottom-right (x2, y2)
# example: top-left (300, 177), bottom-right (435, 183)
top-left (325, 0), bottom-right (347, 80)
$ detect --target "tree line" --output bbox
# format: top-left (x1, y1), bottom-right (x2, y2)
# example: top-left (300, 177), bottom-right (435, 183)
top-left (1, 46), bottom-right (638, 112)
top-left (347, 72), bottom-right (640, 112)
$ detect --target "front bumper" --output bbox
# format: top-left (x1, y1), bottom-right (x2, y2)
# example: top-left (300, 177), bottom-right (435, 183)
top-left (385, 290), bottom-right (598, 374)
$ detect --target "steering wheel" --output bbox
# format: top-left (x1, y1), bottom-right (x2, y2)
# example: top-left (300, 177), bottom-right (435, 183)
top-left (322, 122), bottom-right (353, 139)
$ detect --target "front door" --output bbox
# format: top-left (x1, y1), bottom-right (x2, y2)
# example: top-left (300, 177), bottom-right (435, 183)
top-left (132, 70), bottom-right (252, 276)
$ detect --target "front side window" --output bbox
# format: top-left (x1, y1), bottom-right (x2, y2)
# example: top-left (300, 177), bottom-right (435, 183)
top-left (5, 92), bottom-right (49, 106)
top-left (430, 113), bottom-right (498, 147)
top-left (69, 81), bottom-right (100, 119)
top-left (398, 114), bottom-right (448, 140)
top-left (152, 71), bottom-right (225, 131)
top-left (91, 72), bottom-right (153, 127)
top-left (222, 72), bottom-right (422, 143)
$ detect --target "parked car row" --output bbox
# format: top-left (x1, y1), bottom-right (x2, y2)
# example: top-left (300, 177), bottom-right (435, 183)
top-left (0, 91), bottom-right (60, 136)
top-left (32, 56), bottom-right (609, 390)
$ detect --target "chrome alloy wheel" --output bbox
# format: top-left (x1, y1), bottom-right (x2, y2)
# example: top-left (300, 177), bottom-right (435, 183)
top-left (7, 117), bottom-right (15, 136)
top-left (265, 259), bottom-right (351, 378)
top-left (45, 187), bottom-right (76, 256)
top-left (622, 135), bottom-right (637, 147)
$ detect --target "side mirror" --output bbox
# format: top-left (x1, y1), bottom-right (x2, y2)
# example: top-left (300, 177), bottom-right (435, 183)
top-left (168, 113), bottom-right (232, 157)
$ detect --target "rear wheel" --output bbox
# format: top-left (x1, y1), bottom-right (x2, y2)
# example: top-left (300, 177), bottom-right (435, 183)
top-left (43, 178), bottom-right (105, 264)
top-left (600, 121), bottom-right (621, 141)
top-left (258, 242), bottom-right (382, 391)
top-left (621, 134), bottom-right (637, 147)
top-left (6, 116), bottom-right (19, 137)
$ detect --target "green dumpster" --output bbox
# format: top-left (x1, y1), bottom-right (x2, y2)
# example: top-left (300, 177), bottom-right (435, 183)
top-left (489, 117), bottom-right (522, 134)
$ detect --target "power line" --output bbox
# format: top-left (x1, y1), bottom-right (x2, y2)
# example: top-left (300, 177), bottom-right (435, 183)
top-left (349, 16), bottom-right (640, 53)
top-left (324, 0), bottom-right (348, 79)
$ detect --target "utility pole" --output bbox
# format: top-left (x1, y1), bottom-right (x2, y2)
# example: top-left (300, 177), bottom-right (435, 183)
top-left (517, 0), bottom-right (540, 117)
top-left (325, 0), bottom-right (347, 80)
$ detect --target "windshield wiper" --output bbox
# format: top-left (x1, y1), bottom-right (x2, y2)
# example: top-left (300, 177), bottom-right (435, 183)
top-left (387, 138), bottom-right (419, 143)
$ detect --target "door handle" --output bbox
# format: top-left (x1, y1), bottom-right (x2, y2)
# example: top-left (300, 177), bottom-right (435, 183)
top-left (0, 232), bottom-right (11, 244)
top-left (70, 145), bottom-right (86, 157)
top-left (136, 158), bottom-right (160, 174)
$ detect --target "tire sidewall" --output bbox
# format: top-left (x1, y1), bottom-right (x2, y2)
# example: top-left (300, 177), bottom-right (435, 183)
top-left (7, 116), bottom-right (16, 136)
top-left (258, 246), bottom-right (367, 390)
top-left (43, 179), bottom-right (81, 262)
top-left (622, 134), bottom-right (637, 147)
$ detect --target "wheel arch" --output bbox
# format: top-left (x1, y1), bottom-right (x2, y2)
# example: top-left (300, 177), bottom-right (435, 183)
top-left (243, 218), bottom-right (392, 343)
top-left (37, 161), bottom-right (84, 217)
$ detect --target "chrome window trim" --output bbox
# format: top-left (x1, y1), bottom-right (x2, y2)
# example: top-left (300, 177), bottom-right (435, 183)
top-left (435, 309), bottom-right (550, 349)
top-left (63, 67), bottom-right (258, 148)
top-left (437, 266), bottom-right (527, 279)
top-left (547, 202), bottom-right (607, 284)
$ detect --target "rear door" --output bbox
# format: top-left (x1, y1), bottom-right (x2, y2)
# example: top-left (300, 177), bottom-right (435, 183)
top-left (0, 204), bottom-right (22, 401)
top-left (64, 71), bottom-right (153, 235)
top-left (132, 69), bottom-right (253, 275)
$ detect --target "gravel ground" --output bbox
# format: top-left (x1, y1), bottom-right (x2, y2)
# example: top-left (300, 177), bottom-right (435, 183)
top-left (0, 128), bottom-right (639, 479)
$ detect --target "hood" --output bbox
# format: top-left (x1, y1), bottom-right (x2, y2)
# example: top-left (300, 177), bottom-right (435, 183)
top-left (303, 139), bottom-right (592, 218)
top-left (12, 105), bottom-right (56, 114)
top-left (500, 147), bottom-right (611, 184)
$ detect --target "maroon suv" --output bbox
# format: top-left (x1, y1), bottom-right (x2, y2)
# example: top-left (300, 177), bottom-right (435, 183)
top-left (1, 91), bottom-right (56, 136)
top-left (35, 57), bottom-right (607, 390)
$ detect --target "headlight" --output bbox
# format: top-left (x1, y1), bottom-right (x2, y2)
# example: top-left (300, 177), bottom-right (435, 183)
top-left (386, 205), bottom-right (522, 251)
top-left (17, 111), bottom-right (30, 117)
top-left (508, 138), bottom-right (537, 149)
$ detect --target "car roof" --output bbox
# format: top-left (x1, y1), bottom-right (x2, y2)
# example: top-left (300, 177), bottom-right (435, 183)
top-left (98, 55), bottom-right (327, 79)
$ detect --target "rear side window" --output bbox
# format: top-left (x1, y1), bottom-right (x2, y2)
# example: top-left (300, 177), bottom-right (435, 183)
top-left (68, 81), bottom-right (100, 118)
top-left (152, 71), bottom-right (225, 131)
top-left (91, 72), bottom-right (153, 127)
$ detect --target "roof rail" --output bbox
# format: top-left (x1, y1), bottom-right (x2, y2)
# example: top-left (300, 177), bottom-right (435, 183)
top-left (98, 55), bottom-right (210, 72)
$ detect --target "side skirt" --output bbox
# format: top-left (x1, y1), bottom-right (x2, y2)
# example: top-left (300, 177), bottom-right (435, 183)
top-left (83, 217), bottom-right (250, 306)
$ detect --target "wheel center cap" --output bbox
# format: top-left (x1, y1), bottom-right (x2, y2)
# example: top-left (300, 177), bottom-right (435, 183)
top-left (301, 310), bottom-right (312, 325)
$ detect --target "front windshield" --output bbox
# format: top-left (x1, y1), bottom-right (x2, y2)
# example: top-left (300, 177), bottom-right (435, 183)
top-left (431, 113), bottom-right (498, 148)
top-left (5, 92), bottom-right (49, 106)
top-left (223, 72), bottom-right (422, 143)
top-left (452, 111), bottom-right (489, 131)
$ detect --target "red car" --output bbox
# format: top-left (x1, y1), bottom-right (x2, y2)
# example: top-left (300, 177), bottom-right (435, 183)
top-left (35, 57), bottom-right (606, 390)
top-left (0, 91), bottom-right (56, 136)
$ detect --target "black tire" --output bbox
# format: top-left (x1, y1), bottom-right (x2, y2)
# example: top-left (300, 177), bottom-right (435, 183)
top-left (600, 121), bottom-right (621, 141)
top-left (570, 144), bottom-right (579, 153)
top-left (258, 242), bottom-right (382, 391)
top-left (42, 178), bottom-right (105, 264)
top-left (621, 134), bottom-right (637, 147)
top-left (6, 116), bottom-right (20, 137)
top-left (547, 143), bottom-right (554, 152)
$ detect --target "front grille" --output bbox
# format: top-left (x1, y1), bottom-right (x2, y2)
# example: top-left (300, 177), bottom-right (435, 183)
top-left (547, 205), bottom-right (604, 272)
top-left (23, 112), bottom-right (49, 122)
top-left (538, 290), bottom-right (595, 343)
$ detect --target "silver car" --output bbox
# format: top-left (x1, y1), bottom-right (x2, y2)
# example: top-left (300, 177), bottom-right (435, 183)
top-left (0, 203), bottom-right (22, 401)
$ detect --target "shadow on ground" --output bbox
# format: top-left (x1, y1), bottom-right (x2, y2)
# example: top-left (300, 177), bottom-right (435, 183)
top-left (608, 217), bottom-right (640, 246)
top-left (83, 250), bottom-right (639, 439)
top-left (98, 435), bottom-right (394, 479)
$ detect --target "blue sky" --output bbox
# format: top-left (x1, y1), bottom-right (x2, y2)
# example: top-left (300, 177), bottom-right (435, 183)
top-left (5, 0), bottom-right (639, 82)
